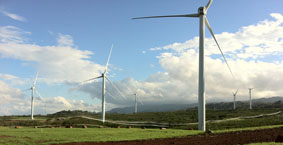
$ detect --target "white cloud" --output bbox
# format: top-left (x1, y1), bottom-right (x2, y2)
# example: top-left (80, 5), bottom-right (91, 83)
top-left (0, 80), bottom-right (28, 115)
top-left (0, 27), bottom-right (105, 84)
top-left (0, 80), bottom-right (23, 104)
top-left (41, 96), bottom-right (102, 114)
top-left (1, 11), bottom-right (26, 22)
top-left (150, 13), bottom-right (283, 60)
top-left (0, 26), bottom-right (30, 43)
top-left (57, 33), bottom-right (74, 47)
top-left (0, 73), bottom-right (25, 85)
top-left (0, 80), bottom-right (102, 115)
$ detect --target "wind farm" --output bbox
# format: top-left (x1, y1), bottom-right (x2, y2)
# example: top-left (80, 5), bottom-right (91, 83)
top-left (0, 0), bottom-right (283, 144)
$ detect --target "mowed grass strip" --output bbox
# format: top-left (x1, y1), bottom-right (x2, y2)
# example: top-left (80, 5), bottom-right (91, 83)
top-left (0, 127), bottom-right (202, 145)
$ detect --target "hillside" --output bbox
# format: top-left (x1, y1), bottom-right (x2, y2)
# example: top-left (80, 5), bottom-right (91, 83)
top-left (108, 96), bottom-right (283, 114)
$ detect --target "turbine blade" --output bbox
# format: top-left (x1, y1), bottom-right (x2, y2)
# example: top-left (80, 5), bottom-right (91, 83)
top-left (35, 89), bottom-right (46, 114)
top-left (22, 88), bottom-right (31, 92)
top-left (205, 0), bottom-right (213, 10)
top-left (80, 76), bottom-right (102, 84)
top-left (235, 88), bottom-right (239, 96)
top-left (33, 72), bottom-right (39, 86)
top-left (137, 95), bottom-right (144, 105)
top-left (205, 17), bottom-right (235, 79)
top-left (132, 13), bottom-right (199, 19)
top-left (106, 90), bottom-right (119, 103)
top-left (105, 77), bottom-right (126, 100)
top-left (35, 89), bottom-right (43, 99)
top-left (104, 44), bottom-right (113, 74)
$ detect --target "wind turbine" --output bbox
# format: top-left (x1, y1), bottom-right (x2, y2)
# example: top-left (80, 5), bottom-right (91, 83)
top-left (24, 72), bottom-right (42, 120)
top-left (248, 88), bottom-right (253, 110)
top-left (132, 0), bottom-right (234, 131)
top-left (81, 44), bottom-right (114, 123)
top-left (133, 92), bottom-right (143, 114)
top-left (232, 88), bottom-right (239, 110)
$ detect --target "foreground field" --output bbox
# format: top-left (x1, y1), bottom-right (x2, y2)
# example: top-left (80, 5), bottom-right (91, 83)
top-left (1, 108), bottom-right (283, 144)
top-left (0, 127), bottom-right (201, 145)
top-left (1, 125), bottom-right (283, 145)
top-left (58, 126), bottom-right (283, 145)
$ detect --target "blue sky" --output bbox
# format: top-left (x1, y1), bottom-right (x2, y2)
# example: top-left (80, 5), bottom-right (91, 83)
top-left (0, 0), bottom-right (283, 115)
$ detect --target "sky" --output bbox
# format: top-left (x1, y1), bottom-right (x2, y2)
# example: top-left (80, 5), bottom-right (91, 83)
top-left (0, 0), bottom-right (282, 115)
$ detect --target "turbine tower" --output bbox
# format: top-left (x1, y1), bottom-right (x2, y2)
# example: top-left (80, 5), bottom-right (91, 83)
top-left (81, 45), bottom-right (113, 123)
top-left (134, 93), bottom-right (138, 114)
top-left (133, 92), bottom-right (143, 114)
top-left (248, 88), bottom-right (253, 110)
top-left (232, 88), bottom-right (239, 110)
top-left (132, 0), bottom-right (233, 131)
top-left (24, 72), bottom-right (42, 120)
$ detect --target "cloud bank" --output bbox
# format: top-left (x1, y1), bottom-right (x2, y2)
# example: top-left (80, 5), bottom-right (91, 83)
top-left (0, 27), bottom-right (105, 84)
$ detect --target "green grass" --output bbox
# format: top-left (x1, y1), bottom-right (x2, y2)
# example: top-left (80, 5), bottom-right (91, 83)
top-left (0, 127), bottom-right (202, 145)
top-left (1, 124), bottom-right (283, 145)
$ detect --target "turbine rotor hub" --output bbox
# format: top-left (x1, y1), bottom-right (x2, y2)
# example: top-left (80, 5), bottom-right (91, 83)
top-left (198, 7), bottom-right (206, 15)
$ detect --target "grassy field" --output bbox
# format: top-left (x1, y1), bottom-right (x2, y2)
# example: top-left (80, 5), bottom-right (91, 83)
top-left (1, 108), bottom-right (283, 144)
top-left (0, 127), bottom-right (202, 145)
top-left (1, 125), bottom-right (283, 145)
top-left (2, 108), bottom-right (282, 129)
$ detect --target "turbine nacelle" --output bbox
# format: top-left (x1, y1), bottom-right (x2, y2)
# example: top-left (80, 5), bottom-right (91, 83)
top-left (198, 7), bottom-right (206, 15)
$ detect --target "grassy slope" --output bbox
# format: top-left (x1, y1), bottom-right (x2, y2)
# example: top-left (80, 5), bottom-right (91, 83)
top-left (0, 127), bottom-right (202, 145)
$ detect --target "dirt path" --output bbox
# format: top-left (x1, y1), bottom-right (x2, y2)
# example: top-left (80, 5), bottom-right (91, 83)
top-left (57, 127), bottom-right (283, 145)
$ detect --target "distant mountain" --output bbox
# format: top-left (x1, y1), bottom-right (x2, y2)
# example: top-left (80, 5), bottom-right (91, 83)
top-left (108, 96), bottom-right (283, 113)
top-left (253, 96), bottom-right (283, 103)
top-left (47, 110), bottom-right (95, 117)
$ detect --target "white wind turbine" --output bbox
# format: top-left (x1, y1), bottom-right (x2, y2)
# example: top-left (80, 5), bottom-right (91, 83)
top-left (81, 45), bottom-right (114, 123)
top-left (248, 88), bottom-right (254, 110)
top-left (133, 92), bottom-right (143, 114)
top-left (133, 0), bottom-right (234, 131)
top-left (232, 88), bottom-right (239, 110)
top-left (24, 72), bottom-right (42, 120)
